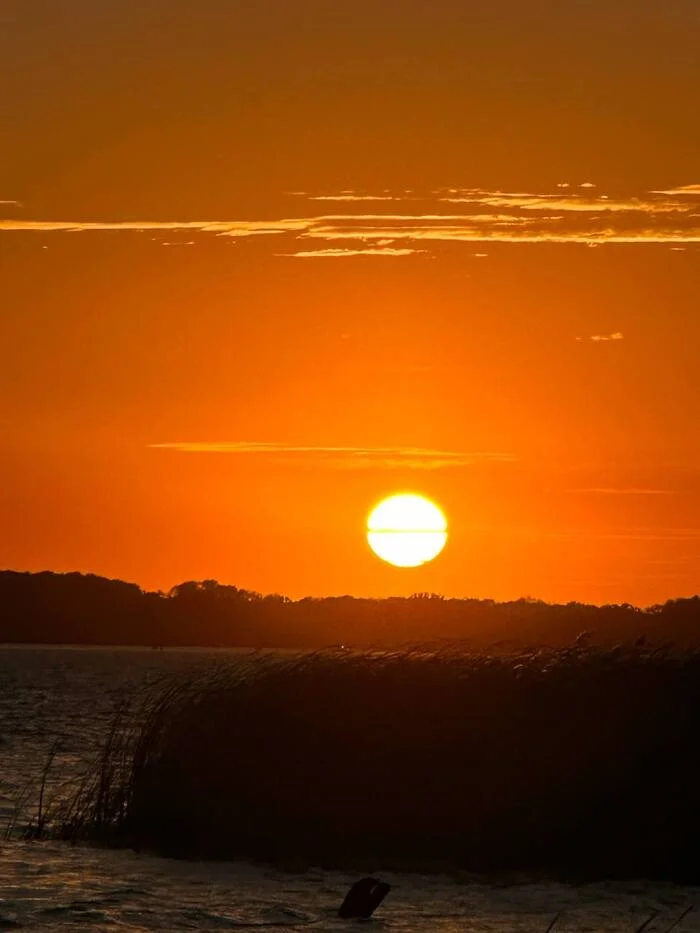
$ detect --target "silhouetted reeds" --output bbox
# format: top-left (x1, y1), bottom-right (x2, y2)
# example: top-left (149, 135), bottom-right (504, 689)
top-left (57, 646), bottom-right (700, 880)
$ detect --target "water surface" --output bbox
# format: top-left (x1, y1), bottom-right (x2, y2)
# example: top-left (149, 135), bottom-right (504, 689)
top-left (1, 647), bottom-right (697, 932)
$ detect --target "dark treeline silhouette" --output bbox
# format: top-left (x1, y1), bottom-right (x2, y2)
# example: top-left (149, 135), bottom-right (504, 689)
top-left (2, 570), bottom-right (699, 649)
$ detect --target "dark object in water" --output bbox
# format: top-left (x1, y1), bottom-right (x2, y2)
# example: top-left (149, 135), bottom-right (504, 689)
top-left (338, 877), bottom-right (391, 919)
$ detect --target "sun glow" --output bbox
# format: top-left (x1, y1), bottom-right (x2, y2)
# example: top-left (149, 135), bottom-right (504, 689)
top-left (366, 493), bottom-right (448, 568)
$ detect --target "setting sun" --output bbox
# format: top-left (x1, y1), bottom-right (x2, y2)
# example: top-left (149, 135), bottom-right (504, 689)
top-left (366, 494), bottom-right (448, 568)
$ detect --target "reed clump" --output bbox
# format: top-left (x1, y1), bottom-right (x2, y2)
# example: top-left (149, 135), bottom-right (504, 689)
top-left (59, 646), bottom-right (700, 880)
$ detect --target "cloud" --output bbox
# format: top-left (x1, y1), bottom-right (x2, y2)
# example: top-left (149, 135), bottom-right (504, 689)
top-left (0, 219), bottom-right (308, 236)
top-left (302, 222), bottom-right (700, 245)
top-left (549, 528), bottom-right (700, 541)
top-left (291, 190), bottom-right (410, 202)
top-left (0, 200), bottom-right (20, 205)
top-left (5, 216), bottom-right (700, 247)
top-left (397, 182), bottom-right (700, 208)
top-left (576, 332), bottom-right (624, 342)
top-left (148, 441), bottom-right (515, 470)
top-left (283, 247), bottom-right (427, 258)
top-left (652, 184), bottom-right (700, 196)
top-left (305, 195), bottom-right (401, 202)
top-left (566, 488), bottom-right (673, 495)
top-left (437, 191), bottom-right (689, 214)
top-left (4, 184), bottom-right (700, 252)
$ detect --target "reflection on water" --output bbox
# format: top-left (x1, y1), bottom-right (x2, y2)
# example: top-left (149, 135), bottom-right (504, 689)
top-left (0, 648), bottom-right (698, 932)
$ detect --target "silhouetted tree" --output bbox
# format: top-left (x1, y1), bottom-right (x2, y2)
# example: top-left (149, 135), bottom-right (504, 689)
top-left (1, 570), bottom-right (698, 649)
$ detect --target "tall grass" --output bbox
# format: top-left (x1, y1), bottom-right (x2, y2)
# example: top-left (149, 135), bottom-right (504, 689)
top-left (58, 646), bottom-right (700, 880)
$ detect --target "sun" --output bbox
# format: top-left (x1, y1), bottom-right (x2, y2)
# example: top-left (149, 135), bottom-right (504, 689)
top-left (367, 493), bottom-right (448, 568)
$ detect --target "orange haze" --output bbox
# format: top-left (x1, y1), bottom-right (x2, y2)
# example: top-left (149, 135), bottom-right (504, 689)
top-left (2, 1), bottom-right (700, 607)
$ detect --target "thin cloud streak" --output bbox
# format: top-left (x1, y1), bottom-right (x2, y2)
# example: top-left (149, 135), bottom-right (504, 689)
top-left (566, 488), bottom-right (674, 495)
top-left (306, 195), bottom-right (400, 202)
top-left (439, 194), bottom-right (685, 213)
top-left (284, 247), bottom-right (426, 258)
top-left (4, 218), bottom-right (700, 246)
top-left (0, 219), bottom-right (308, 235)
top-left (4, 183), bottom-right (700, 250)
top-left (433, 187), bottom-right (699, 214)
top-left (549, 529), bottom-right (700, 541)
top-left (301, 224), bottom-right (700, 245)
top-left (576, 333), bottom-right (624, 342)
top-left (149, 441), bottom-right (516, 470)
top-left (652, 184), bottom-right (700, 195)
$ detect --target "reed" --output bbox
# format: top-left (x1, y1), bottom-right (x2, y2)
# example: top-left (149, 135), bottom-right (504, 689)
top-left (57, 645), bottom-right (700, 880)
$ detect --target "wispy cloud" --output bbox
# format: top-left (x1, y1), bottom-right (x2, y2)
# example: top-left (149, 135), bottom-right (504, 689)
top-left (437, 192), bottom-right (686, 213)
top-left (576, 332), bottom-right (624, 342)
top-left (566, 488), bottom-right (673, 495)
top-left (549, 528), bottom-right (700, 541)
top-left (4, 184), bottom-right (700, 253)
top-left (652, 184), bottom-right (700, 196)
top-left (4, 217), bottom-right (700, 247)
top-left (0, 219), bottom-right (308, 236)
top-left (292, 190), bottom-right (410, 202)
top-left (301, 222), bottom-right (700, 245)
top-left (149, 441), bottom-right (515, 470)
top-left (283, 247), bottom-right (427, 258)
top-left (306, 195), bottom-right (400, 202)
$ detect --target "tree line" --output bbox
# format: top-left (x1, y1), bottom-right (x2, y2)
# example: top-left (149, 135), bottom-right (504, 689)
top-left (0, 570), bottom-right (698, 649)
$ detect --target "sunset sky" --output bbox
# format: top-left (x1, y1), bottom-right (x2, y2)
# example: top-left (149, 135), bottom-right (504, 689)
top-left (2, 0), bottom-right (700, 606)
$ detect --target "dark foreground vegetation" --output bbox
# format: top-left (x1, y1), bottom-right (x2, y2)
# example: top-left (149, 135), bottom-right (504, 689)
top-left (53, 646), bottom-right (700, 881)
top-left (2, 570), bottom-right (700, 649)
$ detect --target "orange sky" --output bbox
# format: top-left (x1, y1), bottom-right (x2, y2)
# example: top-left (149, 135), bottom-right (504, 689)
top-left (2, 0), bottom-right (700, 606)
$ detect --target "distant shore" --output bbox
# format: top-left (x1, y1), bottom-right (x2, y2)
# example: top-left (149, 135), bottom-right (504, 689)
top-left (2, 569), bottom-right (699, 650)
